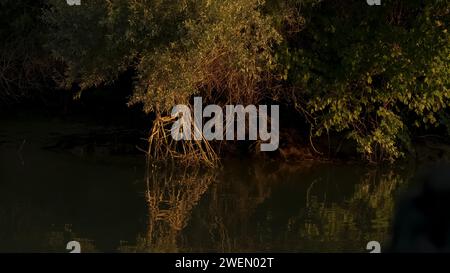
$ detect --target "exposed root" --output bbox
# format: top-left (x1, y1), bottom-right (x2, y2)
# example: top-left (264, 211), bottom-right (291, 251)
top-left (147, 115), bottom-right (220, 168)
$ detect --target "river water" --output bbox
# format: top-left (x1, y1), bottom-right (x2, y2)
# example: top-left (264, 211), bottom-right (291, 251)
top-left (0, 114), bottom-right (418, 252)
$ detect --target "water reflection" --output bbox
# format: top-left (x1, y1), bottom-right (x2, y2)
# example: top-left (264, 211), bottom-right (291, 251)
top-left (0, 117), bottom-right (413, 252)
top-left (118, 162), bottom-right (411, 253)
top-left (140, 166), bottom-right (216, 252)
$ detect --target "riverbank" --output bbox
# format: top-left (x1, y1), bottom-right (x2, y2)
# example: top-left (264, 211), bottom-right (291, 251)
top-left (2, 103), bottom-right (450, 167)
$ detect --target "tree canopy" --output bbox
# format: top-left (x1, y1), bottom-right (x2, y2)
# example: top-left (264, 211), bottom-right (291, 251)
top-left (2, 0), bottom-right (449, 163)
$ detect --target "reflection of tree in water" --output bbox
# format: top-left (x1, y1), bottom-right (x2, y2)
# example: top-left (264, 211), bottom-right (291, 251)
top-left (296, 169), bottom-right (410, 251)
top-left (185, 164), bottom-right (411, 252)
top-left (186, 162), bottom-right (276, 252)
top-left (121, 163), bottom-right (412, 252)
top-left (127, 166), bottom-right (216, 252)
top-left (120, 162), bottom-right (275, 252)
top-left (0, 158), bottom-right (414, 252)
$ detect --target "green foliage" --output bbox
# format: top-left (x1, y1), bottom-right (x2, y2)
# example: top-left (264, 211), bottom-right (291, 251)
top-left (43, 0), bottom-right (450, 162)
top-left (44, 0), bottom-right (280, 111)
top-left (281, 0), bottom-right (450, 162)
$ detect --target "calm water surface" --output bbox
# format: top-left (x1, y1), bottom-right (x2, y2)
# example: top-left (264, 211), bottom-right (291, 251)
top-left (0, 115), bottom-right (417, 252)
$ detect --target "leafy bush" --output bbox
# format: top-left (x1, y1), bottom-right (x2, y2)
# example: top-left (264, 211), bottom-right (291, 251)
top-left (279, 0), bottom-right (449, 162)
top-left (45, 0), bottom-right (280, 112)
top-left (44, 0), bottom-right (450, 162)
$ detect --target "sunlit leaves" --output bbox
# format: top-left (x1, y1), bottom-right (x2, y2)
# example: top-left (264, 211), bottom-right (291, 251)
top-left (281, 0), bottom-right (449, 162)
top-left (43, 0), bottom-right (450, 162)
